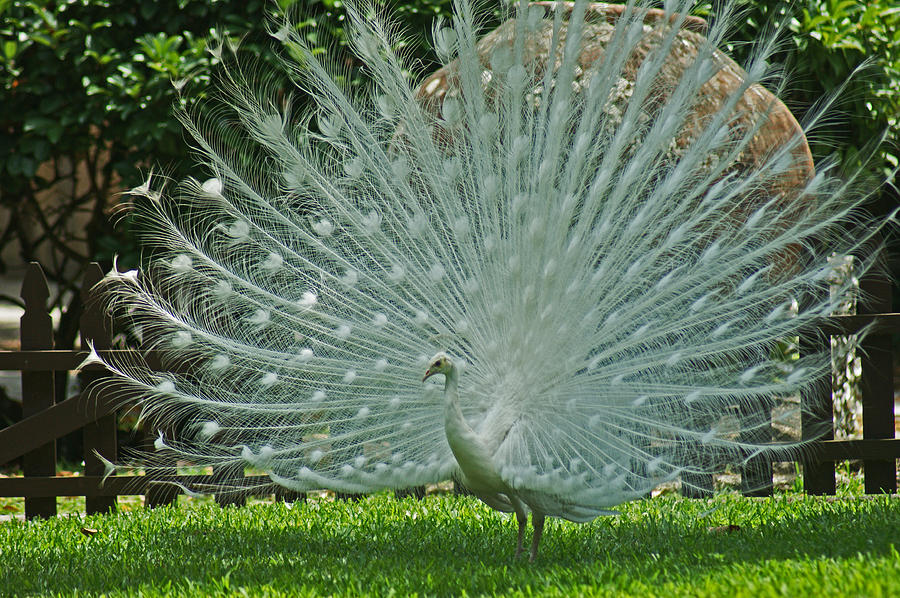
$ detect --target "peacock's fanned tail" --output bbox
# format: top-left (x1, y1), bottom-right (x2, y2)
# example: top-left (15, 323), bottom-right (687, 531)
top-left (96, 0), bottom-right (890, 503)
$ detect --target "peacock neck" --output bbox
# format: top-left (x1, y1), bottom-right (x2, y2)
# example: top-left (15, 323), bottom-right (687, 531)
top-left (442, 364), bottom-right (460, 406)
top-left (441, 362), bottom-right (506, 496)
top-left (441, 364), bottom-right (474, 438)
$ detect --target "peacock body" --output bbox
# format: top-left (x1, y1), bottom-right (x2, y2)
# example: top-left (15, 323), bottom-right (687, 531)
top-left (95, 0), bottom-right (890, 560)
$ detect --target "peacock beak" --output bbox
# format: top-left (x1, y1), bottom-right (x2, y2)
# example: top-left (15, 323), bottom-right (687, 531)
top-left (422, 369), bottom-right (433, 382)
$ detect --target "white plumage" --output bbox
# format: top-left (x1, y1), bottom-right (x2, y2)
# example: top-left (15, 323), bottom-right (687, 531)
top-left (424, 352), bottom-right (614, 559)
top-left (95, 0), bottom-right (889, 560)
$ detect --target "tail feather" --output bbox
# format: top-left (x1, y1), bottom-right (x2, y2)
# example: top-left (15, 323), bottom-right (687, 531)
top-left (96, 0), bottom-right (891, 502)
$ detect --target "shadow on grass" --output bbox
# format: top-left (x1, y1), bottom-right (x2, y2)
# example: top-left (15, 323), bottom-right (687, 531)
top-left (5, 494), bottom-right (899, 595)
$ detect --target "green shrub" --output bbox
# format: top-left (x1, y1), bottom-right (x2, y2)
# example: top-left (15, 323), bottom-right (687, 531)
top-left (0, 0), bottom-right (895, 316)
top-left (723, 0), bottom-right (899, 178)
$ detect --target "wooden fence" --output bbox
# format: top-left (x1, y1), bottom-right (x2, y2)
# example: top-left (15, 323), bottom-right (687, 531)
top-left (0, 262), bottom-right (898, 519)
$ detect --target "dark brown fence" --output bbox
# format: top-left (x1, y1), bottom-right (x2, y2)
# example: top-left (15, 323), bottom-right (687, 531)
top-left (0, 263), bottom-right (295, 519)
top-left (0, 262), bottom-right (898, 519)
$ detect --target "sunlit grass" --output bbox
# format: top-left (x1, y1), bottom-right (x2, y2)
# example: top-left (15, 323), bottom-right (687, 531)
top-left (2, 475), bottom-right (898, 597)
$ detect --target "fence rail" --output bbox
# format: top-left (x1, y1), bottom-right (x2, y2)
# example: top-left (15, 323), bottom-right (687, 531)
top-left (1, 262), bottom-right (898, 519)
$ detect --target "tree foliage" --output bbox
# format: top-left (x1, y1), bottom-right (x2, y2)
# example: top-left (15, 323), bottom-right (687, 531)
top-left (723, 0), bottom-right (899, 178)
top-left (1, 0), bottom-right (288, 352)
top-left (0, 0), bottom-right (896, 342)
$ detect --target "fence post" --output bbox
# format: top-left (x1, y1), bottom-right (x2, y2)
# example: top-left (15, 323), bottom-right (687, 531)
top-left (680, 470), bottom-right (714, 498)
top-left (801, 333), bottom-right (836, 495)
top-left (274, 486), bottom-right (306, 503)
top-left (739, 398), bottom-right (773, 496)
top-left (21, 263), bottom-right (57, 519)
top-left (213, 463), bottom-right (247, 507)
top-left (680, 408), bottom-right (714, 498)
top-left (143, 423), bottom-right (179, 508)
top-left (859, 273), bottom-right (896, 494)
top-left (80, 263), bottom-right (118, 514)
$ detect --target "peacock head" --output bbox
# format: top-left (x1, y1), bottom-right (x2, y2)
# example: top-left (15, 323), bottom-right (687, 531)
top-left (422, 352), bottom-right (453, 382)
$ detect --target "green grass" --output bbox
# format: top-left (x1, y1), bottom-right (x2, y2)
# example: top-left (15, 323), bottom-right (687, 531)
top-left (1, 489), bottom-right (898, 597)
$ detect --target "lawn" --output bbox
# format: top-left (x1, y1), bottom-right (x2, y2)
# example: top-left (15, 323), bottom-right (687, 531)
top-left (1, 487), bottom-right (898, 597)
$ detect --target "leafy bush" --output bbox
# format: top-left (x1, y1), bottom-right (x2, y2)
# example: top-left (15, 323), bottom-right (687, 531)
top-left (1, 0), bottom-right (281, 273)
top-left (0, 0), bottom-right (896, 328)
top-left (0, 0), bottom-right (287, 356)
top-left (724, 0), bottom-right (899, 179)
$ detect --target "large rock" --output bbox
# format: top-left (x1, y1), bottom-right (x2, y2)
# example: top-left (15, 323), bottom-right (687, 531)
top-left (415, 2), bottom-right (814, 202)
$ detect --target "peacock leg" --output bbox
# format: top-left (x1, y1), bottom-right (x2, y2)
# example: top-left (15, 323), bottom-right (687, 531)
top-left (529, 511), bottom-right (546, 562)
top-left (514, 508), bottom-right (527, 559)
